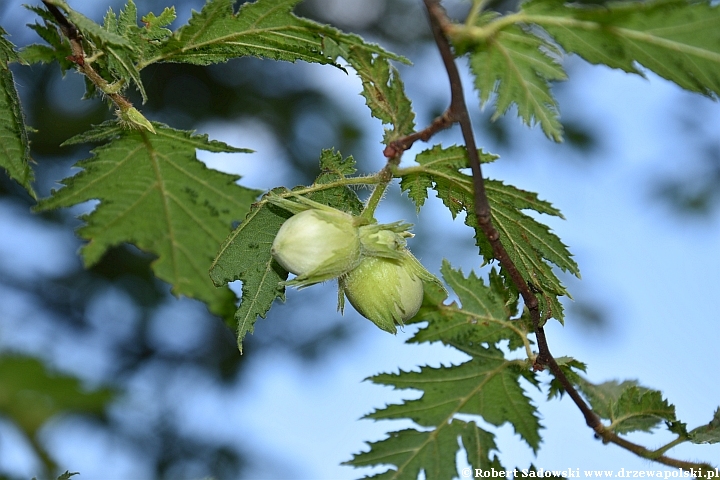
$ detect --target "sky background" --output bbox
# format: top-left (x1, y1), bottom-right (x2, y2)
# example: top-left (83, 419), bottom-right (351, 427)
top-left (1, 0), bottom-right (719, 478)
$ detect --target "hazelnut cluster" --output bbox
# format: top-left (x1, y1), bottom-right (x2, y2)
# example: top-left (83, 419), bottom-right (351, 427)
top-left (269, 194), bottom-right (442, 333)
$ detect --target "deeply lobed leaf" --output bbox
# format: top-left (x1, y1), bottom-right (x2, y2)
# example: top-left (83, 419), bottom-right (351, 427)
top-left (366, 346), bottom-right (541, 451)
top-left (399, 145), bottom-right (578, 323)
top-left (150, 0), bottom-right (404, 68)
top-left (346, 420), bottom-right (502, 479)
top-left (577, 379), bottom-right (675, 434)
top-left (36, 122), bottom-right (259, 321)
top-left (409, 261), bottom-right (529, 352)
top-left (337, 46), bottom-right (415, 144)
top-left (523, 0), bottom-right (720, 98)
top-left (0, 28), bottom-right (35, 198)
top-left (461, 15), bottom-right (566, 142)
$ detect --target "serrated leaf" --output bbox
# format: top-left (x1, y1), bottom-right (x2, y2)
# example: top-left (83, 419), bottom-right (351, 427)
top-left (577, 379), bottom-right (675, 434)
top-left (347, 425), bottom-right (462, 480)
top-left (210, 149), bottom-right (363, 351)
top-left (689, 408), bottom-right (720, 444)
top-left (460, 420), bottom-right (505, 472)
top-left (346, 420), bottom-right (501, 480)
top-left (399, 145), bottom-right (578, 323)
top-left (100, 0), bottom-right (173, 102)
top-left (464, 19), bottom-right (566, 142)
top-left (367, 347), bottom-right (542, 451)
top-left (0, 355), bottom-right (114, 439)
top-left (20, 5), bottom-right (74, 69)
top-left (43, 0), bottom-right (132, 48)
top-left (36, 122), bottom-right (259, 320)
top-left (0, 28), bottom-right (35, 198)
top-left (612, 386), bottom-right (675, 434)
top-left (152, 0), bottom-right (322, 65)
top-left (209, 196), bottom-right (291, 353)
top-left (409, 260), bottom-right (529, 352)
top-left (523, 0), bottom-right (720, 98)
top-left (145, 0), bottom-right (405, 70)
top-left (547, 356), bottom-right (587, 400)
top-left (340, 46), bottom-right (415, 144)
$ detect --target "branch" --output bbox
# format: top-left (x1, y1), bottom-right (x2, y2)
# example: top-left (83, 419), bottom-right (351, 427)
top-left (42, 0), bottom-right (131, 110)
top-left (421, 0), bottom-right (714, 471)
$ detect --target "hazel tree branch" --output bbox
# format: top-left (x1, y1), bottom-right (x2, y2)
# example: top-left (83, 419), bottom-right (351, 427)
top-left (420, 0), bottom-right (714, 471)
top-left (42, 0), bottom-right (132, 111)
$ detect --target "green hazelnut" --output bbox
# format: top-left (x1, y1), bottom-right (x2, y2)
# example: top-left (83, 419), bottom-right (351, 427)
top-left (271, 208), bottom-right (361, 287)
top-left (339, 254), bottom-right (424, 334)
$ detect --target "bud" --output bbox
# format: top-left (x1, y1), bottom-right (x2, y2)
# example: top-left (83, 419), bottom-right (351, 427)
top-left (339, 252), bottom-right (427, 334)
top-left (271, 208), bottom-right (361, 287)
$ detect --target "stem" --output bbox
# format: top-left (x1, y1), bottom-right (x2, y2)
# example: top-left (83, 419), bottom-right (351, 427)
top-left (361, 182), bottom-right (389, 220)
top-left (465, 0), bottom-right (489, 26)
top-left (42, 1), bottom-right (132, 111)
top-left (422, 0), bottom-right (715, 471)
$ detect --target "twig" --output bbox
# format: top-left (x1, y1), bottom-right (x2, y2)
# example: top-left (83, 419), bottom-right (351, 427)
top-left (421, 0), bottom-right (714, 471)
top-left (42, 0), bottom-right (132, 111)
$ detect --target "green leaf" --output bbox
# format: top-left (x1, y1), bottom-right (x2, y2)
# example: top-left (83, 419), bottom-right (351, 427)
top-left (101, 2), bottom-right (148, 101)
top-left (547, 356), bottom-right (587, 400)
top-left (689, 408), bottom-right (720, 444)
top-left (20, 5), bottom-right (74, 69)
top-left (57, 472), bottom-right (80, 480)
top-left (153, 0), bottom-right (322, 65)
top-left (35, 122), bottom-right (259, 320)
top-left (0, 355), bottom-right (113, 439)
top-left (146, 0), bottom-right (405, 70)
top-left (0, 28), bottom-right (35, 198)
top-left (463, 16), bottom-right (566, 142)
top-left (43, 0), bottom-right (132, 48)
top-left (209, 195), bottom-right (291, 353)
top-left (346, 420), bottom-right (501, 479)
top-left (338, 46), bottom-right (415, 144)
top-left (399, 145), bottom-right (578, 323)
top-left (210, 149), bottom-right (363, 352)
top-left (409, 261), bottom-right (529, 352)
top-left (577, 379), bottom-right (676, 434)
top-left (522, 0), bottom-right (720, 98)
top-left (367, 347), bottom-right (542, 451)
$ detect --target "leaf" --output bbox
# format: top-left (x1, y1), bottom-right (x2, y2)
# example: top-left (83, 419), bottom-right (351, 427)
top-left (522, 0), bottom-right (720, 98)
top-left (143, 0), bottom-right (407, 72)
top-left (0, 28), bottom-right (35, 198)
top-left (335, 46), bottom-right (415, 144)
top-left (35, 122), bottom-right (259, 320)
top-left (547, 356), bottom-right (587, 400)
top-left (408, 261), bottom-right (529, 352)
top-left (346, 420), bottom-right (501, 480)
top-left (399, 145), bottom-right (579, 323)
top-left (0, 355), bottom-right (114, 439)
top-left (367, 346), bottom-right (542, 451)
top-left (57, 472), bottom-right (80, 480)
top-left (689, 408), bottom-right (720, 444)
top-left (463, 16), bottom-right (566, 142)
top-left (612, 386), bottom-right (676, 434)
top-left (577, 379), bottom-right (676, 434)
top-left (20, 5), bottom-right (74, 69)
top-left (209, 196), bottom-right (290, 353)
top-left (210, 149), bottom-right (363, 352)
top-left (43, 0), bottom-right (133, 48)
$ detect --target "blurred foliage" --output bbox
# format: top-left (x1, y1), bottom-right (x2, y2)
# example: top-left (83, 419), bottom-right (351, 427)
top-left (0, 356), bottom-right (113, 475)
